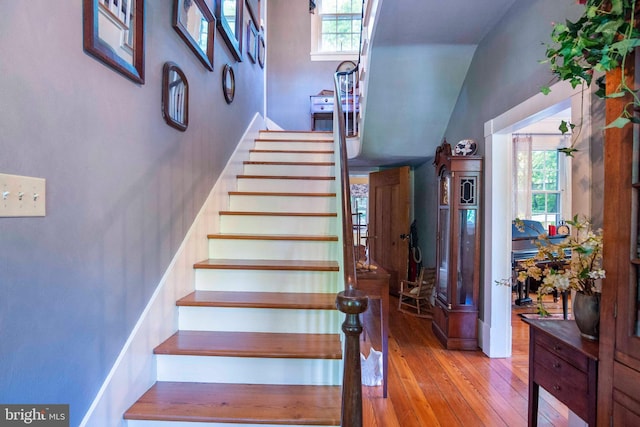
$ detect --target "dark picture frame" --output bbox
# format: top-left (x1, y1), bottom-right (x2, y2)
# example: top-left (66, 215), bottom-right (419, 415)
top-left (245, 0), bottom-right (260, 25)
top-left (222, 64), bottom-right (235, 104)
top-left (173, 0), bottom-right (216, 71)
top-left (83, 0), bottom-right (145, 84)
top-left (247, 20), bottom-right (258, 63)
top-left (257, 32), bottom-right (265, 69)
top-left (216, 0), bottom-right (244, 61)
top-left (162, 62), bottom-right (189, 131)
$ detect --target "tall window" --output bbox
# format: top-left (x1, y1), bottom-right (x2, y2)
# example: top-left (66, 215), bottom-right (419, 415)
top-left (513, 133), bottom-right (570, 228)
top-left (531, 150), bottom-right (561, 227)
top-left (311, 0), bottom-right (362, 61)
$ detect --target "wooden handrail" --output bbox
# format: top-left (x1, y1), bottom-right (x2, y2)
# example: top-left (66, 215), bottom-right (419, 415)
top-left (334, 62), bottom-right (367, 427)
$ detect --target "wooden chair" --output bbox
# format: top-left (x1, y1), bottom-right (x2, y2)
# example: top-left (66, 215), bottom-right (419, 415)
top-left (398, 267), bottom-right (436, 317)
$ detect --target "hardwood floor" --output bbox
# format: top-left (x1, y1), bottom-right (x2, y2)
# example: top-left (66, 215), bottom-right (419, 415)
top-left (360, 295), bottom-right (571, 427)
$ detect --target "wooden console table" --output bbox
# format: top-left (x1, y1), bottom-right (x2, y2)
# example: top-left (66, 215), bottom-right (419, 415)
top-left (356, 264), bottom-right (389, 398)
top-left (523, 319), bottom-right (599, 426)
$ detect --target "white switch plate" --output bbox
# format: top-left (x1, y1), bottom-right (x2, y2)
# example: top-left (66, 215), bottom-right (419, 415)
top-left (0, 173), bottom-right (46, 217)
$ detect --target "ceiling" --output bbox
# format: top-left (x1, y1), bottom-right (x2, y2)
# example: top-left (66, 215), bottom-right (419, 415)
top-left (350, 0), bottom-right (519, 169)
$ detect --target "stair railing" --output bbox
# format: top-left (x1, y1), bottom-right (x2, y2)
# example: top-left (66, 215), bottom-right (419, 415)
top-left (334, 67), bottom-right (367, 427)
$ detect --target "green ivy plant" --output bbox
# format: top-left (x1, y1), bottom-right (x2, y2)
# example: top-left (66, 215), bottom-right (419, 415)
top-left (541, 0), bottom-right (640, 155)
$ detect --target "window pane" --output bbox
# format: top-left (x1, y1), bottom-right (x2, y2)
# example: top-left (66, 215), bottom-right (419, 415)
top-left (322, 17), bottom-right (337, 33)
top-left (546, 193), bottom-right (559, 213)
top-left (321, 33), bottom-right (337, 51)
top-left (336, 16), bottom-right (351, 32)
top-left (532, 194), bottom-right (546, 213)
top-left (321, 0), bottom-right (337, 13)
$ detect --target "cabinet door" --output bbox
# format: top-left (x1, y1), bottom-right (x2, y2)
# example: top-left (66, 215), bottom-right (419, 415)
top-left (436, 170), bottom-right (451, 304)
top-left (599, 56), bottom-right (640, 424)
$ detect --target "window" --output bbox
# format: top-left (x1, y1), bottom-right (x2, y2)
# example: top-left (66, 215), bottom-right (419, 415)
top-left (513, 133), bottom-right (570, 229)
top-left (310, 0), bottom-right (361, 61)
top-left (531, 150), bottom-right (561, 227)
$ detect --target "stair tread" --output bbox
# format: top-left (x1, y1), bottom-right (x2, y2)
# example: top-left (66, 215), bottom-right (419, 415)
top-left (194, 259), bottom-right (340, 271)
top-left (124, 381), bottom-right (341, 424)
top-left (237, 175), bottom-right (336, 180)
top-left (229, 191), bottom-right (336, 197)
top-left (250, 149), bottom-right (334, 154)
top-left (220, 211), bottom-right (337, 217)
top-left (154, 330), bottom-right (342, 359)
top-left (207, 233), bottom-right (338, 241)
top-left (177, 290), bottom-right (337, 309)
top-left (244, 161), bottom-right (335, 166)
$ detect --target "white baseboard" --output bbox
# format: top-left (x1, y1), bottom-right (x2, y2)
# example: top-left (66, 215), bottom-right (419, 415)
top-left (79, 114), bottom-right (266, 427)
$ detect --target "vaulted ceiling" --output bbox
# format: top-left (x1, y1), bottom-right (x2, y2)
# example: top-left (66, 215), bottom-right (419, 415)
top-left (352, 0), bottom-right (518, 168)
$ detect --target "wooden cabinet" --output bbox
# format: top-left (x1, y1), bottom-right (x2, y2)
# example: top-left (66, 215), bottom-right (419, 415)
top-left (431, 141), bottom-right (482, 350)
top-left (525, 320), bottom-right (599, 426)
top-left (598, 56), bottom-right (640, 425)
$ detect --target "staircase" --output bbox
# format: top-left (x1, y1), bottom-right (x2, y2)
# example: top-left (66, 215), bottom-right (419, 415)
top-left (124, 131), bottom-right (344, 426)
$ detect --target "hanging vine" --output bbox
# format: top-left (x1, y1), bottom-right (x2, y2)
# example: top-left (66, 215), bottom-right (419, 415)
top-left (541, 0), bottom-right (640, 155)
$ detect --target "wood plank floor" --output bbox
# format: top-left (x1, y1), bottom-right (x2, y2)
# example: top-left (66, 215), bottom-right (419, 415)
top-left (361, 294), bottom-right (571, 427)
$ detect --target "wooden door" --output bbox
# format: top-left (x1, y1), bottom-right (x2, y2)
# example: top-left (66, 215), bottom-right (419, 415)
top-left (368, 166), bottom-right (411, 296)
top-left (598, 55), bottom-right (640, 425)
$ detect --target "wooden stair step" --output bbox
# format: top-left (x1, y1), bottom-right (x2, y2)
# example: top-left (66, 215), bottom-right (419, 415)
top-left (255, 138), bottom-right (334, 143)
top-left (154, 330), bottom-right (342, 359)
top-left (237, 175), bottom-right (336, 180)
top-left (177, 290), bottom-right (337, 310)
top-left (124, 381), bottom-right (341, 425)
top-left (243, 161), bottom-right (335, 166)
top-left (194, 258), bottom-right (340, 271)
top-left (207, 233), bottom-right (338, 241)
top-left (220, 211), bottom-right (337, 217)
top-left (229, 191), bottom-right (336, 197)
top-left (250, 149), bottom-right (334, 154)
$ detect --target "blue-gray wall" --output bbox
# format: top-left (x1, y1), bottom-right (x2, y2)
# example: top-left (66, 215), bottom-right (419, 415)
top-left (267, 0), bottom-right (344, 130)
top-left (413, 0), bottom-right (586, 270)
top-left (0, 1), bottom-right (263, 425)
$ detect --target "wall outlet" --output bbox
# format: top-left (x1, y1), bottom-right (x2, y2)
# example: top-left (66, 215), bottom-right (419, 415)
top-left (0, 173), bottom-right (46, 217)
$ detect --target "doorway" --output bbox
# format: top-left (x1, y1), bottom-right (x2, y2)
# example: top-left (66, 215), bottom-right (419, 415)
top-left (481, 80), bottom-right (594, 358)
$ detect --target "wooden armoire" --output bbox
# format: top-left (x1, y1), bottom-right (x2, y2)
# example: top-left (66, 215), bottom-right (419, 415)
top-left (598, 52), bottom-right (640, 424)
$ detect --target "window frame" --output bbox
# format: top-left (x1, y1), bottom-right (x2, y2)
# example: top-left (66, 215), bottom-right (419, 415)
top-left (310, 0), bottom-right (361, 62)
top-left (529, 137), bottom-right (571, 228)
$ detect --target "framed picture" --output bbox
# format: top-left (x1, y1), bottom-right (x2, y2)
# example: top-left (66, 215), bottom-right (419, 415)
top-left (173, 0), bottom-right (216, 71)
top-left (83, 0), bottom-right (145, 83)
top-left (246, 20), bottom-right (258, 63)
top-left (245, 0), bottom-right (260, 25)
top-left (216, 0), bottom-right (244, 61)
top-left (257, 32), bottom-right (265, 69)
top-left (162, 62), bottom-right (189, 131)
top-left (222, 64), bottom-right (235, 104)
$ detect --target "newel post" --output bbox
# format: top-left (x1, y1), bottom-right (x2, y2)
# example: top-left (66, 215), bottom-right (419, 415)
top-left (336, 288), bottom-right (368, 427)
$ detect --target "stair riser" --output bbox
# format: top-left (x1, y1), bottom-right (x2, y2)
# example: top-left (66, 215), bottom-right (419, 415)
top-left (220, 215), bottom-right (337, 234)
top-left (156, 355), bottom-right (342, 386)
top-left (229, 195), bottom-right (336, 213)
top-left (258, 131), bottom-right (333, 141)
top-left (208, 239), bottom-right (339, 261)
top-left (243, 164), bottom-right (334, 177)
top-left (254, 141), bottom-right (334, 151)
top-left (249, 152), bottom-right (334, 162)
top-left (127, 420), bottom-right (338, 427)
top-left (194, 269), bottom-right (341, 293)
top-left (178, 306), bottom-right (340, 333)
top-left (237, 178), bottom-right (336, 193)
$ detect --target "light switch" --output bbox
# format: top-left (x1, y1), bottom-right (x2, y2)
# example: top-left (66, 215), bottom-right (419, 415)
top-left (0, 173), bottom-right (46, 217)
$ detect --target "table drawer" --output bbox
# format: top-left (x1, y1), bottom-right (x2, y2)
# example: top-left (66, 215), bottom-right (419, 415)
top-left (311, 103), bottom-right (334, 113)
top-left (534, 359), bottom-right (589, 419)
top-left (534, 330), bottom-right (589, 371)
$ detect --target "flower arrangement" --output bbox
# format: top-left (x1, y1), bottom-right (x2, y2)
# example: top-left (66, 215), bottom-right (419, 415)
top-left (515, 215), bottom-right (605, 316)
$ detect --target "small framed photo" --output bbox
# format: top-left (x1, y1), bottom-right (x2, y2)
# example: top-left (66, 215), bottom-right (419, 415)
top-left (247, 20), bottom-right (258, 63)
